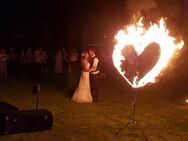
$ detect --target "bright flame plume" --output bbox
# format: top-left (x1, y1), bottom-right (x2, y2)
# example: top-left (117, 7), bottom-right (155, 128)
top-left (113, 18), bottom-right (184, 88)
top-left (186, 99), bottom-right (188, 104)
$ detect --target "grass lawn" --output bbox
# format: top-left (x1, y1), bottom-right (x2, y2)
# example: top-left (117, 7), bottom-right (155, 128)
top-left (0, 76), bottom-right (187, 141)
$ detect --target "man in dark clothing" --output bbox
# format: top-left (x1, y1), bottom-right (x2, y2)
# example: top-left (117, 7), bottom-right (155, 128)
top-left (88, 48), bottom-right (99, 102)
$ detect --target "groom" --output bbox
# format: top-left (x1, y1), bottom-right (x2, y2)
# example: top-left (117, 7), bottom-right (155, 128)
top-left (88, 48), bottom-right (99, 102)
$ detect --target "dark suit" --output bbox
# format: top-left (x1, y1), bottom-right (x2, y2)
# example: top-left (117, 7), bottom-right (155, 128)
top-left (89, 56), bottom-right (99, 102)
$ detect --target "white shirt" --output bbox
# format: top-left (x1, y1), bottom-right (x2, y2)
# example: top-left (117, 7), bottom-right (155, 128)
top-left (91, 55), bottom-right (99, 74)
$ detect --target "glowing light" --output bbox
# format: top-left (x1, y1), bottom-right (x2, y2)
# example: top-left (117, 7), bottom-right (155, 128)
top-left (113, 17), bottom-right (184, 88)
top-left (186, 99), bottom-right (188, 104)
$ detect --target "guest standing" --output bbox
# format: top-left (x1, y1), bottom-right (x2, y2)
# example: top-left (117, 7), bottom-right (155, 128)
top-left (34, 48), bottom-right (43, 81)
top-left (69, 49), bottom-right (80, 90)
top-left (8, 48), bottom-right (18, 77)
top-left (25, 48), bottom-right (34, 77)
top-left (19, 50), bottom-right (26, 75)
top-left (54, 49), bottom-right (62, 74)
top-left (41, 49), bottom-right (48, 75)
top-left (0, 50), bottom-right (8, 78)
top-left (62, 48), bottom-right (69, 74)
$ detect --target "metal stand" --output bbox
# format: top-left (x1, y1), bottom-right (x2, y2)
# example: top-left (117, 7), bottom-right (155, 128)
top-left (115, 88), bottom-right (148, 141)
top-left (36, 88), bottom-right (39, 110)
top-left (32, 83), bottom-right (40, 110)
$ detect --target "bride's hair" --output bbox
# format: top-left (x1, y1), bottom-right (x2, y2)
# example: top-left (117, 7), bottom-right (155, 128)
top-left (80, 51), bottom-right (89, 70)
top-left (81, 50), bottom-right (88, 59)
top-left (81, 50), bottom-right (86, 61)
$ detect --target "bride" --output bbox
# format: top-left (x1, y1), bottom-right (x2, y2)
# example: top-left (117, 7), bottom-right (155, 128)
top-left (71, 51), bottom-right (93, 103)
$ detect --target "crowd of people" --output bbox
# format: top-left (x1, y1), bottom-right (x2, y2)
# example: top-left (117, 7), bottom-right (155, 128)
top-left (0, 46), bottom-right (120, 103)
top-left (0, 47), bottom-right (113, 81)
top-left (0, 47), bottom-right (73, 79)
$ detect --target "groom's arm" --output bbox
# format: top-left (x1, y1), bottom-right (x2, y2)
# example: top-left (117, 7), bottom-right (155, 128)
top-left (90, 58), bottom-right (99, 72)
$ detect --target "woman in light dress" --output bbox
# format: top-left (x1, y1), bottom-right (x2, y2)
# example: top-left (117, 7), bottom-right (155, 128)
top-left (71, 51), bottom-right (93, 103)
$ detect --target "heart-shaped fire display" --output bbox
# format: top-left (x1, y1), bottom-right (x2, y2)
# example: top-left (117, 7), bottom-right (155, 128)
top-left (112, 18), bottom-right (184, 88)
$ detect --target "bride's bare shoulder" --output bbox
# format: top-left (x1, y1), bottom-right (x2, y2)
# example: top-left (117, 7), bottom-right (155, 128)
top-left (82, 58), bottom-right (89, 64)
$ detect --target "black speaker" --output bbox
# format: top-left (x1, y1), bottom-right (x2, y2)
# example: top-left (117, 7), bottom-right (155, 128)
top-left (0, 102), bottom-right (18, 111)
top-left (0, 109), bottom-right (53, 135)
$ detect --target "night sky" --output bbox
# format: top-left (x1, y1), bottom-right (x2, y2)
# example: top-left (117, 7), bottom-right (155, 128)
top-left (0, 0), bottom-right (187, 53)
top-left (0, 0), bottom-right (127, 51)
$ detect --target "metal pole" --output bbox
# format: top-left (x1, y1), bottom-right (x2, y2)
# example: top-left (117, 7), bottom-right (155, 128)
top-left (132, 52), bottom-right (139, 123)
top-left (36, 84), bottom-right (40, 110)
top-left (132, 88), bottom-right (138, 124)
top-left (36, 92), bottom-right (39, 109)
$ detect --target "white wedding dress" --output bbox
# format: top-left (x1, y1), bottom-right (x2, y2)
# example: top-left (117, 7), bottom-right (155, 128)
top-left (71, 60), bottom-right (93, 103)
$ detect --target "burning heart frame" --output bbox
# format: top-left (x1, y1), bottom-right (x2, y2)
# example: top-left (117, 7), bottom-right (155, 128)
top-left (113, 18), bottom-right (184, 88)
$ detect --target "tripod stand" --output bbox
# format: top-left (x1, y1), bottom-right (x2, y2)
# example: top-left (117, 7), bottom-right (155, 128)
top-left (115, 87), bottom-right (148, 140)
top-left (32, 83), bottom-right (40, 109)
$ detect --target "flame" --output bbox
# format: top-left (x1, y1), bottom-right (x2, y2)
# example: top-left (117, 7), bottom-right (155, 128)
top-left (186, 99), bottom-right (188, 104)
top-left (113, 18), bottom-right (184, 88)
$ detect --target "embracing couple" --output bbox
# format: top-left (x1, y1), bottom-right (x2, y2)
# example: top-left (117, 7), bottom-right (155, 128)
top-left (71, 48), bottom-right (99, 103)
